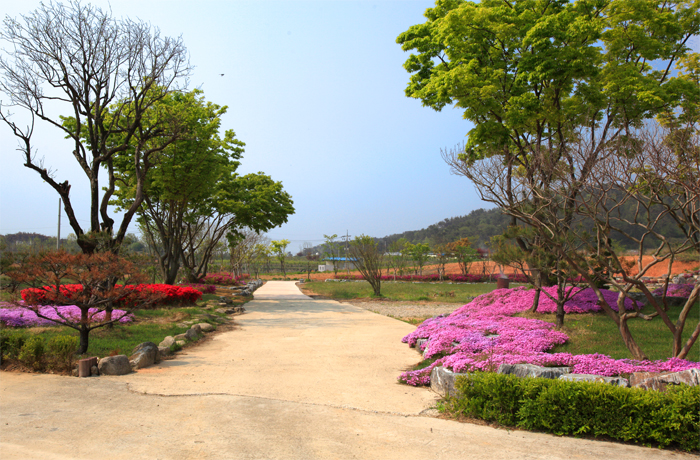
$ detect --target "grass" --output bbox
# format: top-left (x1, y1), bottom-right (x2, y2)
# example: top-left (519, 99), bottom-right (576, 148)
top-left (541, 301), bottom-right (700, 362)
top-left (302, 280), bottom-right (519, 303)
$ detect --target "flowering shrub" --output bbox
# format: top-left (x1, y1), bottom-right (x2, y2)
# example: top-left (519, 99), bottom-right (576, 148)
top-left (0, 304), bottom-right (133, 327)
top-left (22, 283), bottom-right (202, 307)
top-left (178, 283), bottom-right (217, 294)
top-left (200, 272), bottom-right (249, 286)
top-left (652, 283), bottom-right (696, 298)
top-left (399, 286), bottom-right (699, 385)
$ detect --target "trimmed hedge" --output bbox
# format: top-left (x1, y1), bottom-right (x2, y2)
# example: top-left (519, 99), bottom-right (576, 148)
top-left (446, 372), bottom-right (700, 451)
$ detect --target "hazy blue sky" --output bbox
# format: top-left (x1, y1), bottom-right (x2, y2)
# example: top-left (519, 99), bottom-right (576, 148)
top-left (3, 1), bottom-right (695, 249)
top-left (0, 0), bottom-right (482, 247)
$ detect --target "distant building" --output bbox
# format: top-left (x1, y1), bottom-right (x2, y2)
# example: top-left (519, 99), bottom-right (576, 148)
top-left (323, 257), bottom-right (358, 271)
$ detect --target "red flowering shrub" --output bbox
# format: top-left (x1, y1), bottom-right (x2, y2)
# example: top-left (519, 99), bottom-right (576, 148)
top-left (23, 283), bottom-right (202, 308)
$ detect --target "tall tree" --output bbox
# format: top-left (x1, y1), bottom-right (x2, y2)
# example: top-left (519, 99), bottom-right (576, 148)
top-left (0, 0), bottom-right (191, 254)
top-left (400, 0), bottom-right (700, 328)
top-left (270, 239), bottom-right (291, 278)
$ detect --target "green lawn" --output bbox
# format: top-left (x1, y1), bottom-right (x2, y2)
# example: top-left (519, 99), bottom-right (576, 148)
top-left (302, 280), bottom-right (520, 304)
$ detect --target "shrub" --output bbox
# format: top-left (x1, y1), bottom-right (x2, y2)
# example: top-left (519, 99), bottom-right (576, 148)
top-left (47, 335), bottom-right (79, 372)
top-left (18, 335), bottom-right (45, 370)
top-left (22, 283), bottom-right (202, 308)
top-left (448, 373), bottom-right (700, 451)
top-left (0, 329), bottom-right (29, 360)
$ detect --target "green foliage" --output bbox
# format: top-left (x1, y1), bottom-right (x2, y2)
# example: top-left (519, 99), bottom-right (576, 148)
top-left (0, 329), bottom-right (29, 360)
top-left (18, 336), bottom-right (45, 370)
top-left (405, 242), bottom-right (431, 275)
top-left (448, 373), bottom-right (700, 451)
top-left (46, 336), bottom-right (79, 372)
top-left (270, 239), bottom-right (291, 277)
top-left (349, 235), bottom-right (384, 296)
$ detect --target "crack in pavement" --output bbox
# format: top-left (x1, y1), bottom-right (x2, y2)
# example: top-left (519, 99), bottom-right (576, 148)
top-left (124, 382), bottom-right (439, 418)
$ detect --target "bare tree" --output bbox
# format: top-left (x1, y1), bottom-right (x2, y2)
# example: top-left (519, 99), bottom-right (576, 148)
top-left (229, 230), bottom-right (267, 278)
top-left (0, 0), bottom-right (191, 254)
top-left (348, 235), bottom-right (383, 297)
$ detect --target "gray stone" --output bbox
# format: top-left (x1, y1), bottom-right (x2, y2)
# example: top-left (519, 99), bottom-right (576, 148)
top-left (72, 368), bottom-right (79, 377)
top-left (414, 338), bottom-right (428, 354)
top-left (98, 355), bottom-right (132, 376)
top-left (498, 363), bottom-right (570, 379)
top-left (430, 366), bottom-right (469, 397)
top-left (90, 365), bottom-right (99, 376)
top-left (176, 340), bottom-right (186, 347)
top-left (195, 322), bottom-right (215, 332)
top-left (174, 333), bottom-right (187, 341)
top-left (559, 374), bottom-right (629, 387)
top-left (159, 336), bottom-right (175, 348)
top-left (184, 327), bottom-right (200, 341)
top-left (129, 342), bottom-right (159, 369)
top-left (632, 368), bottom-right (700, 391)
top-left (158, 346), bottom-right (172, 357)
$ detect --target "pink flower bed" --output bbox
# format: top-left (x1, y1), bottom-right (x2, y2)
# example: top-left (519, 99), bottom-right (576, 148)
top-left (399, 286), bottom-right (699, 385)
top-left (0, 303), bottom-right (134, 327)
top-left (652, 283), bottom-right (696, 298)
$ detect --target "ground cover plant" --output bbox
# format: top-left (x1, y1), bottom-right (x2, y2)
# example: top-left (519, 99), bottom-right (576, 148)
top-left (302, 281), bottom-right (513, 304)
top-left (335, 273), bottom-right (530, 283)
top-left (399, 286), bottom-right (699, 386)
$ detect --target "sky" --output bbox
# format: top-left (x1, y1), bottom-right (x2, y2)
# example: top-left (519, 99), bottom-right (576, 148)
top-left (0, 0), bottom-right (483, 248)
top-left (1, 1), bottom-right (697, 249)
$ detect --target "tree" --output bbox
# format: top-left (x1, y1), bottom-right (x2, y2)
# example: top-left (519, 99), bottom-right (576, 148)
top-left (405, 242), bottom-right (430, 275)
top-left (445, 238), bottom-right (478, 276)
top-left (228, 230), bottom-right (268, 278)
top-left (348, 235), bottom-right (384, 296)
top-left (386, 238), bottom-right (410, 280)
top-left (303, 243), bottom-right (319, 281)
top-left (270, 239), bottom-right (290, 278)
top-left (400, 0), bottom-right (700, 328)
top-left (322, 234), bottom-right (342, 277)
top-left (110, 90), bottom-right (294, 284)
top-left (7, 251), bottom-right (164, 354)
top-left (0, 0), bottom-right (191, 254)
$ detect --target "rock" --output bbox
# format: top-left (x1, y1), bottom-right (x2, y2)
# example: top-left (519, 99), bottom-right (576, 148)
top-left (98, 355), bottom-right (132, 376)
top-left (72, 368), bottom-right (79, 377)
top-left (184, 327), bottom-right (200, 341)
top-left (174, 333), bottom-right (187, 341)
top-left (90, 365), bottom-right (99, 376)
top-left (195, 322), bottom-right (215, 332)
top-left (559, 374), bottom-right (629, 387)
top-left (631, 369), bottom-right (700, 391)
top-left (217, 306), bottom-right (245, 315)
top-left (176, 340), bottom-right (186, 347)
top-left (129, 342), bottom-right (159, 369)
top-left (430, 366), bottom-right (469, 397)
top-left (159, 336), bottom-right (175, 348)
top-left (158, 346), bottom-right (172, 358)
top-left (414, 338), bottom-right (428, 353)
top-left (498, 363), bottom-right (570, 379)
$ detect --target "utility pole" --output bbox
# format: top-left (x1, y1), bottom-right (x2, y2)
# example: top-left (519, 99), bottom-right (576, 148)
top-left (341, 230), bottom-right (351, 275)
top-left (57, 198), bottom-right (61, 250)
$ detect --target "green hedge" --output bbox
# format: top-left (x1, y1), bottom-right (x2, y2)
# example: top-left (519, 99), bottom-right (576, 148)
top-left (446, 372), bottom-right (700, 452)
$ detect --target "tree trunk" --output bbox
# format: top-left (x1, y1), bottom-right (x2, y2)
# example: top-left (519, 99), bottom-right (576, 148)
top-left (530, 288), bottom-right (541, 313)
top-left (619, 316), bottom-right (647, 360)
top-left (555, 301), bottom-right (565, 329)
top-left (78, 325), bottom-right (90, 355)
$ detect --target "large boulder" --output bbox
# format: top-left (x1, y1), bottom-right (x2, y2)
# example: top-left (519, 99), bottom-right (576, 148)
top-left (631, 369), bottom-right (700, 391)
top-left (498, 363), bottom-right (570, 379)
top-left (559, 374), bottom-right (629, 387)
top-left (430, 366), bottom-right (469, 397)
top-left (159, 336), bottom-right (175, 348)
top-left (129, 342), bottom-right (159, 369)
top-left (98, 355), bottom-right (132, 376)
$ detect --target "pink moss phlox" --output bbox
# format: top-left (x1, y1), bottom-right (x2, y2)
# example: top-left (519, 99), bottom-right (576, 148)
top-left (0, 303), bottom-right (133, 327)
top-left (399, 286), bottom-right (699, 385)
top-left (652, 283), bottom-right (696, 298)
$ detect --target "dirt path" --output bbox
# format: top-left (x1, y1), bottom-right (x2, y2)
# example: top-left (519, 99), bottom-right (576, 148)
top-left (0, 281), bottom-right (692, 459)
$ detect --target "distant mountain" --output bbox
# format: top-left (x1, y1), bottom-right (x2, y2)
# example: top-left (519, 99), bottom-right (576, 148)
top-left (377, 208), bottom-right (510, 249)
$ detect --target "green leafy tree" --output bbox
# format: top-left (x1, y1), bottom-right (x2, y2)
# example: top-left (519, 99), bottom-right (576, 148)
top-left (110, 90), bottom-right (294, 284)
top-left (446, 238), bottom-right (478, 276)
top-left (387, 238), bottom-right (410, 279)
top-left (399, 0), bottom-right (700, 333)
top-left (0, 0), bottom-right (191, 254)
top-left (405, 242), bottom-right (431, 275)
top-left (270, 239), bottom-right (291, 278)
top-left (322, 234), bottom-right (342, 277)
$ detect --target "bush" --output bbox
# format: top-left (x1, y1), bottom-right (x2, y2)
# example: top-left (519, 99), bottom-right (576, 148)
top-left (47, 335), bottom-right (79, 372)
top-left (18, 335), bottom-right (45, 370)
top-left (448, 373), bottom-right (700, 451)
top-left (0, 329), bottom-right (30, 360)
top-left (22, 283), bottom-right (202, 308)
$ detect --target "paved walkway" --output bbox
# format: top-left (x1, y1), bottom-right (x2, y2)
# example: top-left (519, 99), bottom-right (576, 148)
top-left (0, 281), bottom-right (691, 459)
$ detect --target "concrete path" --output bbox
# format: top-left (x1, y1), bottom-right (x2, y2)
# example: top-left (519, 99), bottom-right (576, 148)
top-left (0, 281), bottom-right (691, 459)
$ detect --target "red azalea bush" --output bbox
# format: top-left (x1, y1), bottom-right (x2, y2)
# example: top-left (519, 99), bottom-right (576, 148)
top-left (22, 283), bottom-right (202, 308)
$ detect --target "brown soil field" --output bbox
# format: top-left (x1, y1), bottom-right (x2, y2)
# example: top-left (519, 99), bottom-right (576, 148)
top-left (260, 256), bottom-right (698, 281)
